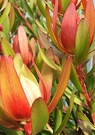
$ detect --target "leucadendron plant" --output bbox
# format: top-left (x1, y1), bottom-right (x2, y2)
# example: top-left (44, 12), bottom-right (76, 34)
top-left (0, 0), bottom-right (95, 135)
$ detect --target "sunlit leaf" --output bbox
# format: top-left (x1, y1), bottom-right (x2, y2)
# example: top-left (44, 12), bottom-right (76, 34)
top-left (0, 2), bottom-right (11, 24)
top-left (30, 0), bottom-right (35, 9)
top-left (13, 54), bottom-right (23, 75)
top-left (0, 56), bottom-right (31, 120)
top-left (20, 64), bottom-right (39, 86)
top-left (9, 5), bottom-right (15, 30)
top-left (31, 98), bottom-right (49, 135)
top-left (1, 38), bottom-right (15, 58)
top-left (3, 16), bottom-right (10, 38)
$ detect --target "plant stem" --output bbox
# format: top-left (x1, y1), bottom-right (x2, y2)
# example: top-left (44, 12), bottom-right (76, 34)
top-left (76, 66), bottom-right (92, 110)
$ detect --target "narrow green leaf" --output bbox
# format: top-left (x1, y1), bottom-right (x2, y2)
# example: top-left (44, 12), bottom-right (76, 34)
top-left (86, 74), bottom-right (94, 92)
top-left (0, 2), bottom-right (11, 24)
top-left (54, 109), bottom-right (62, 133)
top-left (48, 56), bottom-right (72, 114)
top-left (36, 0), bottom-right (46, 17)
top-left (75, 19), bottom-right (89, 65)
top-left (38, 44), bottom-right (61, 71)
top-left (0, 31), bottom-right (7, 38)
top-left (31, 98), bottom-right (49, 135)
top-left (87, 65), bottom-right (95, 77)
top-left (9, 6), bottom-right (15, 30)
top-left (70, 64), bottom-right (83, 92)
top-left (83, 34), bottom-right (95, 65)
top-left (30, 0), bottom-right (35, 9)
top-left (53, 91), bottom-right (74, 135)
top-left (3, 16), bottom-right (10, 38)
top-left (77, 111), bottom-right (95, 128)
top-left (1, 38), bottom-right (15, 58)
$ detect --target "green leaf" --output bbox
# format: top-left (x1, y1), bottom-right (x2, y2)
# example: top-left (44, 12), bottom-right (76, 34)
top-left (20, 64), bottom-right (39, 86)
top-left (61, 0), bottom-right (71, 13)
top-left (9, 6), bottom-right (15, 30)
top-left (3, 16), bottom-right (10, 39)
top-left (9, 0), bottom-right (16, 4)
top-left (77, 111), bottom-right (95, 128)
top-left (30, 0), bottom-right (35, 9)
top-left (65, 87), bottom-right (88, 108)
top-left (36, 0), bottom-right (46, 17)
top-left (53, 91), bottom-right (74, 135)
top-left (75, 19), bottom-right (89, 65)
top-left (86, 74), bottom-right (94, 92)
top-left (31, 98), bottom-right (49, 135)
top-left (0, 31), bottom-right (7, 38)
top-left (87, 65), bottom-right (95, 77)
top-left (13, 54), bottom-right (23, 75)
top-left (38, 44), bottom-right (61, 71)
top-left (1, 126), bottom-right (24, 135)
top-left (54, 109), bottom-right (62, 133)
top-left (1, 38), bottom-right (15, 58)
top-left (82, 34), bottom-right (95, 65)
top-left (0, 2), bottom-right (11, 24)
top-left (70, 64), bottom-right (83, 92)
top-left (21, 0), bottom-right (33, 18)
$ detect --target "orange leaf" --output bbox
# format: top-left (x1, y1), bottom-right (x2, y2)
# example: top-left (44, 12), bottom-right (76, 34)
top-left (61, 3), bottom-right (78, 54)
top-left (0, 56), bottom-right (30, 121)
top-left (18, 25), bottom-right (29, 65)
top-left (85, 0), bottom-right (95, 44)
top-left (48, 56), bottom-right (72, 114)
top-left (39, 48), bottom-right (54, 103)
